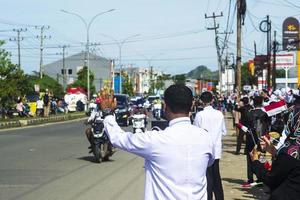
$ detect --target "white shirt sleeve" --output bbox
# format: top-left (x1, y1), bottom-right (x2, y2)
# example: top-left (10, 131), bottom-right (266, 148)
top-left (221, 115), bottom-right (227, 136)
top-left (193, 112), bottom-right (202, 127)
top-left (103, 115), bottom-right (152, 159)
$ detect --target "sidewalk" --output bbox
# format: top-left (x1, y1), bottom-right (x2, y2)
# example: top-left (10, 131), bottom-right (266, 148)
top-left (221, 113), bottom-right (268, 200)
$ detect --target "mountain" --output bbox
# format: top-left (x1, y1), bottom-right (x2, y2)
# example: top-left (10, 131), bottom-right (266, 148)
top-left (186, 65), bottom-right (218, 80)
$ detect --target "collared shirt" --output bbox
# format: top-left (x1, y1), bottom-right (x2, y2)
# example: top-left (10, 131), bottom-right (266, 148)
top-left (104, 116), bottom-right (214, 200)
top-left (193, 106), bottom-right (226, 159)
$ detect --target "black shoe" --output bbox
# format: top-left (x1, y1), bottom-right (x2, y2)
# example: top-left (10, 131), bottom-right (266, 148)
top-left (89, 149), bottom-right (93, 153)
top-left (88, 146), bottom-right (92, 149)
top-left (235, 152), bottom-right (240, 155)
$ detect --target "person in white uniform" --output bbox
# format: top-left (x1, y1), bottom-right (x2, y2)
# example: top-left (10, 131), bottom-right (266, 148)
top-left (101, 84), bottom-right (215, 200)
top-left (194, 91), bottom-right (226, 200)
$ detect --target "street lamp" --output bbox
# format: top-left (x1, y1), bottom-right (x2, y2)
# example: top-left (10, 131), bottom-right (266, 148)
top-left (61, 9), bottom-right (115, 100)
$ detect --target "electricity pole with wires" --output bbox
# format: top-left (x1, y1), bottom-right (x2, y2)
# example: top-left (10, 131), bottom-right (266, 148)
top-left (57, 45), bottom-right (70, 90)
top-left (36, 25), bottom-right (51, 79)
top-left (205, 12), bottom-right (223, 92)
top-left (9, 28), bottom-right (27, 68)
top-left (236, 0), bottom-right (242, 99)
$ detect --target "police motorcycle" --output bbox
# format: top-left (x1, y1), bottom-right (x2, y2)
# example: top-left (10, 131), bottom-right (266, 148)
top-left (132, 104), bottom-right (147, 133)
top-left (152, 101), bottom-right (162, 120)
top-left (85, 109), bottom-right (114, 163)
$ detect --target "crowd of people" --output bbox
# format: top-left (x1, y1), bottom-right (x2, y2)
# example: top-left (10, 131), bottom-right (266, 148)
top-left (226, 88), bottom-right (300, 199)
top-left (14, 89), bottom-right (70, 118)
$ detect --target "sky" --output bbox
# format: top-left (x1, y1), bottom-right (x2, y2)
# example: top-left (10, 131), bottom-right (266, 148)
top-left (1, 0), bottom-right (300, 75)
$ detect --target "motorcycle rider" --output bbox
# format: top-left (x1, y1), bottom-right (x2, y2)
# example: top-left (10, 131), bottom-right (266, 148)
top-left (85, 97), bottom-right (115, 155)
top-left (85, 103), bottom-right (102, 153)
top-left (152, 98), bottom-right (162, 119)
top-left (132, 103), bottom-right (148, 126)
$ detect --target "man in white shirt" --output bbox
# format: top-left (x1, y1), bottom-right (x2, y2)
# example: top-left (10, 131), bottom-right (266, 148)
top-left (194, 91), bottom-right (226, 200)
top-left (102, 84), bottom-right (215, 200)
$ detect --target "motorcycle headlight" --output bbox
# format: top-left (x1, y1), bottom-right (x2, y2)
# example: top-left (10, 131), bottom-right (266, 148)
top-left (122, 114), bottom-right (128, 118)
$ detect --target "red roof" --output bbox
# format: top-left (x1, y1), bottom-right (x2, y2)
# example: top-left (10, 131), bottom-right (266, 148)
top-left (66, 87), bottom-right (87, 95)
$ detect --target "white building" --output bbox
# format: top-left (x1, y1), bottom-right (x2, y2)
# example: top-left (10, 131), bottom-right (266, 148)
top-left (221, 67), bottom-right (235, 93)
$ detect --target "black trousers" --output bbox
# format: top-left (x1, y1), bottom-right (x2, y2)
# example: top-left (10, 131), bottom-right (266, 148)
top-left (207, 159), bottom-right (224, 200)
top-left (236, 129), bottom-right (245, 154)
top-left (246, 153), bottom-right (254, 183)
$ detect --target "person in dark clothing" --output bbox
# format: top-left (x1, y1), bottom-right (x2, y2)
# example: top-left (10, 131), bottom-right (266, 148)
top-left (245, 96), bottom-right (271, 185)
top-left (250, 100), bottom-right (300, 200)
top-left (235, 97), bottom-right (253, 155)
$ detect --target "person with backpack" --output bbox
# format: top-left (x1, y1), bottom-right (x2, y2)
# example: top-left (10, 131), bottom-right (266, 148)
top-left (244, 95), bottom-right (271, 187)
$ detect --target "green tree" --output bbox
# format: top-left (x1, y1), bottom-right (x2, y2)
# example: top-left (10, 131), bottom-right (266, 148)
top-left (0, 41), bottom-right (31, 108)
top-left (69, 66), bottom-right (95, 95)
top-left (27, 73), bottom-right (64, 97)
top-left (122, 72), bottom-right (134, 96)
top-left (172, 74), bottom-right (186, 85)
top-left (241, 62), bottom-right (256, 86)
top-left (155, 73), bottom-right (171, 91)
top-left (276, 69), bottom-right (285, 78)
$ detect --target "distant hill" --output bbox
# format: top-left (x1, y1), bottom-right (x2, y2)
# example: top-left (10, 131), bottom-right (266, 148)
top-left (186, 65), bottom-right (218, 80)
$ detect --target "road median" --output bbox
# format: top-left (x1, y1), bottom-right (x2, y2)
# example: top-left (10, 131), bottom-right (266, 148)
top-left (0, 112), bottom-right (86, 129)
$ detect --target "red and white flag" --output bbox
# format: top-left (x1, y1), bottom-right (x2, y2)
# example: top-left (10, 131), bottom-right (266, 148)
top-left (262, 100), bottom-right (287, 116)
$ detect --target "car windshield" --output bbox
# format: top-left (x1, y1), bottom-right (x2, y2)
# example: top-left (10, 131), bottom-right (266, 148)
top-left (114, 95), bottom-right (127, 108)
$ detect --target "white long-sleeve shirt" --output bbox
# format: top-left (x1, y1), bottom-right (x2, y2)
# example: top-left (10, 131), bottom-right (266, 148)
top-left (103, 116), bottom-right (214, 200)
top-left (193, 106), bottom-right (226, 159)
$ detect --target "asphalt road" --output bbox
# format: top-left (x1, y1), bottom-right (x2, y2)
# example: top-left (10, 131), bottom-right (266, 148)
top-left (0, 119), bottom-right (145, 200)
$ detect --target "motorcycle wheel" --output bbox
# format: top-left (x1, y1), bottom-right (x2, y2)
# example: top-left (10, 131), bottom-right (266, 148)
top-left (93, 144), bottom-right (102, 163)
top-left (102, 143), bottom-right (110, 161)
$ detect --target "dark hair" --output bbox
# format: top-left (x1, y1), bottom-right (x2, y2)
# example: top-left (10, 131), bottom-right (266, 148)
top-left (200, 91), bottom-right (213, 104)
top-left (253, 96), bottom-right (264, 107)
top-left (241, 97), bottom-right (249, 105)
top-left (164, 84), bottom-right (193, 114)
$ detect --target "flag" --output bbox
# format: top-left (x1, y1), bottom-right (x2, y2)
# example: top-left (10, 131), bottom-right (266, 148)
top-left (262, 100), bottom-right (287, 117)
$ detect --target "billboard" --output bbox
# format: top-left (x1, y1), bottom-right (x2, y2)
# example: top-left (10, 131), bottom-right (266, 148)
top-left (275, 52), bottom-right (296, 69)
top-left (282, 17), bottom-right (299, 51)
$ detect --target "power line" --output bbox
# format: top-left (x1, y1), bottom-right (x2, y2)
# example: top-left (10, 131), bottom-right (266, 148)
top-left (36, 25), bottom-right (51, 78)
top-left (282, 0), bottom-right (300, 9)
top-left (9, 28), bottom-right (27, 67)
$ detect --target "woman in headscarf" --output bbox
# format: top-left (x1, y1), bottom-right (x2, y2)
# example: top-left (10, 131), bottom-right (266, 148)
top-left (250, 95), bottom-right (300, 200)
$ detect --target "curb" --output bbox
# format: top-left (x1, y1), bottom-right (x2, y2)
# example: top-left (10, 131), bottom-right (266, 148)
top-left (0, 113), bottom-right (86, 129)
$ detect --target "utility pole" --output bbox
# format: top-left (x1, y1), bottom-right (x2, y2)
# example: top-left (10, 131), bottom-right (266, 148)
top-left (110, 59), bottom-right (115, 90)
top-left (205, 12), bottom-right (223, 92)
top-left (236, 0), bottom-right (242, 99)
top-left (36, 26), bottom-right (50, 79)
top-left (9, 28), bottom-right (27, 68)
top-left (259, 15), bottom-right (272, 89)
top-left (57, 45), bottom-right (69, 90)
top-left (272, 31), bottom-right (278, 91)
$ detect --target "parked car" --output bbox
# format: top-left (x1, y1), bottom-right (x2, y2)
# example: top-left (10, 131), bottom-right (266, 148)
top-left (114, 94), bottom-right (131, 126)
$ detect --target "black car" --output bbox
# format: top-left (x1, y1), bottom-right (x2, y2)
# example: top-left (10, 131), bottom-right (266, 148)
top-left (114, 94), bottom-right (131, 126)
